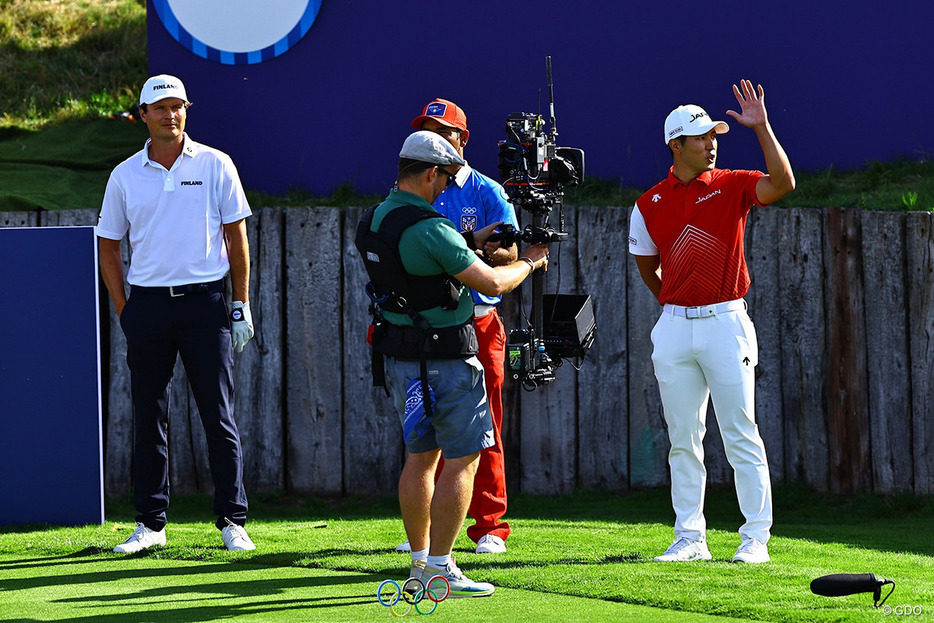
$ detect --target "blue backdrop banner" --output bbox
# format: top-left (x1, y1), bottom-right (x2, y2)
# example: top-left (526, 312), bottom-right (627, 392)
top-left (146, 1), bottom-right (934, 197)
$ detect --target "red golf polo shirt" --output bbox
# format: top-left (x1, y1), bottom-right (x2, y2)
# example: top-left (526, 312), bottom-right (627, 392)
top-left (630, 168), bottom-right (764, 306)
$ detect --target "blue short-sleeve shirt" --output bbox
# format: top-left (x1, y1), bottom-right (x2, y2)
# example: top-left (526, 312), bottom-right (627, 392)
top-left (433, 164), bottom-right (520, 306)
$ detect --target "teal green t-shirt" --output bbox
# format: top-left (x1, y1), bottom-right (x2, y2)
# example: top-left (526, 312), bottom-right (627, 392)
top-left (371, 189), bottom-right (477, 327)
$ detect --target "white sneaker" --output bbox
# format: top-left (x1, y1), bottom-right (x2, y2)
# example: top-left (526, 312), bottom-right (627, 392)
top-left (732, 538), bottom-right (770, 563)
top-left (424, 558), bottom-right (494, 598)
top-left (396, 539), bottom-right (412, 553)
top-left (221, 519), bottom-right (256, 551)
top-left (475, 534), bottom-right (507, 554)
top-left (653, 537), bottom-right (712, 562)
top-left (113, 523), bottom-right (166, 554)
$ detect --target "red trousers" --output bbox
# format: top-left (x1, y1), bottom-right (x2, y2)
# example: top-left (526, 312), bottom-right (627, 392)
top-left (438, 308), bottom-right (510, 542)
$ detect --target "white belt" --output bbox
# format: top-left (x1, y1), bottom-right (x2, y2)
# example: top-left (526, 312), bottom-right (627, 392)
top-left (474, 304), bottom-right (496, 318)
top-left (663, 299), bottom-right (746, 319)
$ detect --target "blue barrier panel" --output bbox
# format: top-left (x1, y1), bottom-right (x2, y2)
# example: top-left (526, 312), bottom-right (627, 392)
top-left (0, 226), bottom-right (104, 526)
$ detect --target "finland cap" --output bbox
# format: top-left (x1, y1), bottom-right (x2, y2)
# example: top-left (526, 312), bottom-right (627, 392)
top-left (139, 74), bottom-right (189, 106)
top-left (411, 98), bottom-right (470, 142)
top-left (664, 104), bottom-right (729, 144)
top-left (399, 131), bottom-right (466, 166)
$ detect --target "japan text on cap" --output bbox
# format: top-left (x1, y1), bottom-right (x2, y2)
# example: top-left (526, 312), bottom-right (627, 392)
top-left (411, 98), bottom-right (470, 142)
top-left (139, 74), bottom-right (189, 106)
top-left (664, 104), bottom-right (729, 144)
top-left (399, 130), bottom-right (466, 166)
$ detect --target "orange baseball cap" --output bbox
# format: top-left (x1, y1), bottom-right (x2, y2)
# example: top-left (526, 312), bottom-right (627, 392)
top-left (411, 98), bottom-right (469, 142)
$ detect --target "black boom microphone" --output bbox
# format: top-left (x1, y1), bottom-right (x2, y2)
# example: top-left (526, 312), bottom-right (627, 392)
top-left (810, 573), bottom-right (895, 608)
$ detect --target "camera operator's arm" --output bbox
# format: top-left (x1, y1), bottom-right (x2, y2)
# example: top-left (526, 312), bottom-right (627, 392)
top-left (463, 220), bottom-right (518, 265)
top-left (454, 243), bottom-right (548, 297)
top-left (482, 237), bottom-right (519, 266)
top-left (634, 254), bottom-right (662, 302)
top-left (483, 184), bottom-right (521, 266)
top-left (464, 221), bottom-right (504, 249)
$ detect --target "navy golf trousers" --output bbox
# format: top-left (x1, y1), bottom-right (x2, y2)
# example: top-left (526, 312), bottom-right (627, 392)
top-left (121, 280), bottom-right (248, 531)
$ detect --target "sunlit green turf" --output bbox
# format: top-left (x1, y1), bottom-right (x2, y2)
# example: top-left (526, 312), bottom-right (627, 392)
top-left (1, 487), bottom-right (931, 622)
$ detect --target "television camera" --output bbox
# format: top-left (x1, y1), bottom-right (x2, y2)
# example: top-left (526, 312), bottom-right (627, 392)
top-left (494, 56), bottom-right (595, 390)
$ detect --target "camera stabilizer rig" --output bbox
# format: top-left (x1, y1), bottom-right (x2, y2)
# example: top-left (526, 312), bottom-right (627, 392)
top-left (494, 56), bottom-right (595, 390)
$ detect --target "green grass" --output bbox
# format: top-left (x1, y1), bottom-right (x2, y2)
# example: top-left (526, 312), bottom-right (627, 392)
top-left (0, 0), bottom-right (147, 129)
top-left (2, 487), bottom-right (932, 622)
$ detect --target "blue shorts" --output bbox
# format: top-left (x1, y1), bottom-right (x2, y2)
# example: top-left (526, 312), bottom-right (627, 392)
top-left (384, 356), bottom-right (494, 459)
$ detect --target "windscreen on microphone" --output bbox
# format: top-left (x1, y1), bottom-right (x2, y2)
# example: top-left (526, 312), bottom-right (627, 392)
top-left (810, 573), bottom-right (881, 597)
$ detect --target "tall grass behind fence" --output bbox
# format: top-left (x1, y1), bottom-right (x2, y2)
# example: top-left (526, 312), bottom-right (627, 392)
top-left (4, 205), bottom-right (932, 498)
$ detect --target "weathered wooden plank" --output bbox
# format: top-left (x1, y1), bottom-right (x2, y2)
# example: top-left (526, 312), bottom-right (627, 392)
top-left (55, 203), bottom-right (934, 498)
top-left (626, 206), bottom-right (669, 489)
top-left (861, 211), bottom-right (912, 494)
top-left (234, 207), bottom-right (285, 492)
top-left (745, 206), bottom-right (785, 483)
top-left (285, 206), bottom-right (343, 494)
top-left (575, 206), bottom-right (628, 491)
top-left (823, 207), bottom-right (871, 494)
top-left (38, 209), bottom-right (98, 227)
top-left (341, 205), bottom-right (405, 494)
top-left (778, 207), bottom-right (829, 490)
top-left (519, 207), bottom-right (578, 495)
top-left (0, 212), bottom-right (37, 228)
top-left (500, 283), bottom-right (523, 495)
top-left (907, 212), bottom-right (934, 495)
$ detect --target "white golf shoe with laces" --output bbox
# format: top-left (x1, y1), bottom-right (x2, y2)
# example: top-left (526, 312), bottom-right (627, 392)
top-left (221, 518), bottom-right (256, 551)
top-left (732, 537), bottom-right (770, 563)
top-left (653, 536), bottom-right (712, 562)
top-left (113, 523), bottom-right (166, 554)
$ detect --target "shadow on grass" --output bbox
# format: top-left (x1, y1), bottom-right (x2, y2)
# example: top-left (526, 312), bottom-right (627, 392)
top-left (0, 548), bottom-right (376, 593)
top-left (93, 484), bottom-right (934, 560)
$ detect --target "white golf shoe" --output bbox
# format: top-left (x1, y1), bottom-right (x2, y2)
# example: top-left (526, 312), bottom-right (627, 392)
top-left (113, 523), bottom-right (166, 554)
top-left (221, 518), bottom-right (256, 551)
top-left (732, 538), bottom-right (770, 563)
top-left (653, 536), bottom-right (712, 562)
top-left (475, 534), bottom-right (507, 554)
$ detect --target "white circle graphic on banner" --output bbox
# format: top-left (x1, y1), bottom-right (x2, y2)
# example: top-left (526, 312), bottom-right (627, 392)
top-left (152, 0), bottom-right (322, 65)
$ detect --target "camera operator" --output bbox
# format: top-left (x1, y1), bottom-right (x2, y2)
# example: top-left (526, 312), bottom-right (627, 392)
top-left (393, 98), bottom-right (519, 556)
top-left (357, 131), bottom-right (547, 596)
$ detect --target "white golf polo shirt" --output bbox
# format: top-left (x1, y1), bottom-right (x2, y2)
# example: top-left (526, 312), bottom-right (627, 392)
top-left (96, 134), bottom-right (251, 287)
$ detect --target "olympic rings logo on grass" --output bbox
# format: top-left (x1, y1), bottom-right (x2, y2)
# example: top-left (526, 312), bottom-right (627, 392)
top-left (377, 575), bottom-right (451, 616)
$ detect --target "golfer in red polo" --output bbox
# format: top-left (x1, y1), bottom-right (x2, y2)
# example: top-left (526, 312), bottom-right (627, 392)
top-left (629, 80), bottom-right (795, 564)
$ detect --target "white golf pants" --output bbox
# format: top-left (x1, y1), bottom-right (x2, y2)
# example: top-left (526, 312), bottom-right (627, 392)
top-left (651, 300), bottom-right (772, 544)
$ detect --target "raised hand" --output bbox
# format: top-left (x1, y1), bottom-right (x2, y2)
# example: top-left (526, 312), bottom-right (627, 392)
top-left (726, 79), bottom-right (768, 129)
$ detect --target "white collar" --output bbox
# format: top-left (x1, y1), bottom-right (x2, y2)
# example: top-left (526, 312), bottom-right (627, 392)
top-left (139, 133), bottom-right (201, 169)
top-left (453, 162), bottom-right (471, 188)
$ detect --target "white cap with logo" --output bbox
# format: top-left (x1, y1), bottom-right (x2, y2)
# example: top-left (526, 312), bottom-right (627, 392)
top-left (664, 104), bottom-right (729, 144)
top-left (139, 74), bottom-right (189, 106)
top-left (399, 130), bottom-right (466, 166)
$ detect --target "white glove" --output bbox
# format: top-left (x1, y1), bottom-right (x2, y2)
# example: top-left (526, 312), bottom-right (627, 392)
top-left (231, 301), bottom-right (254, 353)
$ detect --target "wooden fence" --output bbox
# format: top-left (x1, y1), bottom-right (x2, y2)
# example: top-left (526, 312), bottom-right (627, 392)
top-left (5, 205), bottom-right (932, 498)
